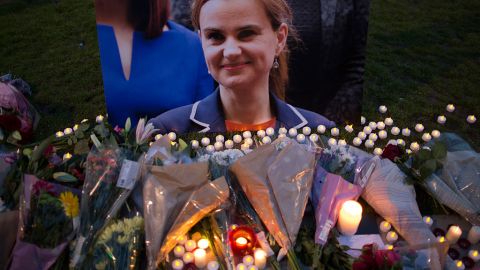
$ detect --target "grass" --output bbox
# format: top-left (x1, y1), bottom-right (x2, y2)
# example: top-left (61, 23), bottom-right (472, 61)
top-left (0, 0), bottom-right (479, 149)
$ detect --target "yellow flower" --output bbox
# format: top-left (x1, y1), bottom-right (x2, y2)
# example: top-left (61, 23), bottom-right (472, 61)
top-left (59, 191), bottom-right (79, 218)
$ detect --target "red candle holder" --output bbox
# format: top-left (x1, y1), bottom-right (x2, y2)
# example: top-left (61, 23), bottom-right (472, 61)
top-left (228, 225), bottom-right (257, 256)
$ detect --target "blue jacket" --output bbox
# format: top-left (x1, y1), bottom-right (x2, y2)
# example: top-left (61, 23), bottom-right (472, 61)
top-left (149, 90), bottom-right (335, 134)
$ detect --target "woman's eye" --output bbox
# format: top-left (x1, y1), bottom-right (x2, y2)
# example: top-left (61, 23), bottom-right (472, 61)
top-left (238, 30), bottom-right (256, 39)
top-left (206, 32), bottom-right (224, 41)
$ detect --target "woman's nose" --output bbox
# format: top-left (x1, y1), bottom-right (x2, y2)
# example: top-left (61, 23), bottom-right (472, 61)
top-left (223, 38), bottom-right (241, 59)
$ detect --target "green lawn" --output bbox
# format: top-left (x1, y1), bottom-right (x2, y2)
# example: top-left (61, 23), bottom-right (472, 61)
top-left (1, 0), bottom-right (479, 148)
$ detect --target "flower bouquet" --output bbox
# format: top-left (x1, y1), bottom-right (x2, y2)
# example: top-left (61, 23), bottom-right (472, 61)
top-left (9, 175), bottom-right (80, 270)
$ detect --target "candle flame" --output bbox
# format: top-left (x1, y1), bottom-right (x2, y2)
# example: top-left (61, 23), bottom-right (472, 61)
top-left (438, 237), bottom-right (445, 243)
top-left (456, 261), bottom-right (463, 267)
top-left (174, 261), bottom-right (181, 267)
top-left (425, 217), bottom-right (431, 223)
top-left (473, 250), bottom-right (478, 257)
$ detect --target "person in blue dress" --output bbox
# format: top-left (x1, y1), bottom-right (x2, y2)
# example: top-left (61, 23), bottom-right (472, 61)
top-left (95, 0), bottom-right (214, 127)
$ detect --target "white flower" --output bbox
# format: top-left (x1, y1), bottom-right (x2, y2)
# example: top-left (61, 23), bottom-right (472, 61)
top-left (210, 149), bottom-right (245, 166)
top-left (135, 118), bottom-right (159, 145)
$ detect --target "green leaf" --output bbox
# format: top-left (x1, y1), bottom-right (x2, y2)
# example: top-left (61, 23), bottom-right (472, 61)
top-left (178, 138), bottom-right (188, 152)
top-left (23, 148), bottom-right (33, 157)
top-left (67, 138), bottom-right (73, 145)
top-left (432, 142), bottom-right (447, 160)
top-left (74, 139), bottom-right (91, 155)
top-left (11, 131), bottom-right (22, 141)
top-left (31, 136), bottom-right (55, 163)
top-left (419, 159), bottom-right (437, 179)
top-left (417, 149), bottom-right (432, 162)
top-left (53, 172), bottom-right (78, 182)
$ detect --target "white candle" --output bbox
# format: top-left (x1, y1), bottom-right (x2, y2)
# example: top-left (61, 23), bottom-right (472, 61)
top-left (262, 136), bottom-right (272, 144)
top-left (454, 260), bottom-right (465, 270)
top-left (173, 245), bottom-right (185, 257)
top-left (254, 249), bottom-right (267, 269)
top-left (207, 261), bottom-right (220, 270)
top-left (437, 115), bottom-right (446, 124)
top-left (194, 248), bottom-right (207, 268)
top-left (422, 216), bottom-right (433, 227)
top-left (363, 126), bottom-right (372, 135)
top-left (353, 137), bottom-right (362, 146)
top-left (385, 117), bottom-right (393, 126)
top-left (386, 231), bottom-right (398, 243)
top-left (216, 135), bottom-right (225, 142)
top-left (172, 259), bottom-right (184, 270)
top-left (369, 133), bottom-right (378, 142)
top-left (206, 145), bottom-right (215, 153)
top-left (379, 221), bottom-right (392, 233)
top-left (377, 121), bottom-right (386, 130)
top-left (396, 139), bottom-right (405, 146)
top-left (236, 263), bottom-right (247, 270)
top-left (373, 148), bottom-right (383, 156)
top-left (437, 236), bottom-right (446, 243)
top-left (331, 127), bottom-right (340, 137)
top-left (168, 132), bottom-right (177, 141)
top-left (337, 200), bottom-right (363, 236)
top-left (390, 127), bottom-right (400, 135)
top-left (185, 240), bottom-right (197, 252)
top-left (198, 238), bottom-right (209, 250)
top-left (422, 133), bottom-right (432, 142)
top-left (338, 139), bottom-right (347, 146)
top-left (446, 226), bottom-right (462, 243)
top-left (233, 135), bottom-right (242, 143)
top-left (177, 235), bottom-right (188, 245)
top-left (296, 134), bottom-right (306, 143)
top-left (328, 138), bottom-right (337, 146)
top-left (279, 127), bottom-right (287, 134)
top-left (191, 140), bottom-right (199, 149)
top-left (214, 142), bottom-right (223, 151)
top-left (317, 125), bottom-right (326, 134)
top-left (64, 127), bottom-right (73, 135)
top-left (242, 255), bottom-right (254, 266)
top-left (243, 131), bottom-right (252, 139)
top-left (302, 126), bottom-right (312, 135)
top-left (365, 139), bottom-right (374, 148)
top-left (431, 130), bottom-right (441, 138)
top-left (155, 134), bottom-right (163, 141)
top-left (379, 105), bottom-right (387, 113)
top-left (256, 130), bottom-right (266, 138)
top-left (468, 250), bottom-right (479, 262)
top-left (345, 125), bottom-right (354, 133)
top-left (385, 244), bottom-right (394, 250)
top-left (201, 137), bottom-right (211, 146)
top-left (266, 127), bottom-right (275, 136)
top-left (467, 115), bottom-right (477, 124)
top-left (309, 134), bottom-right (319, 143)
top-left (402, 128), bottom-right (411, 136)
top-left (378, 130), bottom-right (388, 139)
top-left (241, 143), bottom-right (250, 151)
top-left (446, 104), bottom-right (455, 112)
top-left (225, 140), bottom-right (234, 149)
top-left (278, 134), bottom-right (286, 139)
top-left (361, 116), bottom-right (366, 125)
top-left (183, 252), bottom-right (194, 264)
top-left (406, 149), bottom-right (412, 155)
top-left (244, 138), bottom-right (253, 146)
top-left (369, 122), bottom-right (377, 130)
top-left (410, 142), bottom-right (420, 152)
top-left (357, 131), bottom-right (367, 140)
top-left (288, 128), bottom-right (297, 137)
top-left (248, 266), bottom-right (258, 270)
top-left (415, 124), bottom-right (424, 133)
top-left (467, 226), bottom-right (480, 244)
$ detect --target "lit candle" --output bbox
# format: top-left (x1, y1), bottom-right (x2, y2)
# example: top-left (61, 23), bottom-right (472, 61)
top-left (261, 136), bottom-right (272, 144)
top-left (168, 132), bottom-right (177, 141)
top-left (363, 126), bottom-right (372, 135)
top-left (236, 263), bottom-right (247, 270)
top-left (183, 252), bottom-right (194, 264)
top-left (255, 130), bottom-right (265, 138)
top-left (379, 105), bottom-right (387, 113)
top-left (244, 138), bottom-right (254, 146)
top-left (377, 122), bottom-right (386, 130)
top-left (369, 122), bottom-right (377, 130)
top-left (177, 235), bottom-right (188, 245)
top-left (96, 115), bottom-right (104, 123)
top-left (361, 116), bottom-right (366, 125)
top-left (353, 137), bottom-right (362, 146)
top-left (337, 200), bottom-right (363, 236)
top-left (198, 239), bottom-right (209, 250)
top-left (225, 140), bottom-right (234, 149)
top-left (391, 127), bottom-right (400, 135)
top-left (338, 139), bottom-right (347, 146)
top-left (331, 127), bottom-right (340, 137)
top-left (454, 260), bottom-right (465, 270)
top-left (63, 153), bottom-right (72, 161)
top-left (437, 236), bottom-right (446, 243)
top-left (302, 126), bottom-right (312, 135)
top-left (266, 127), bottom-right (275, 136)
top-left (373, 148), bottom-right (383, 156)
top-left (214, 142), bottom-right (223, 151)
top-left (254, 249), bottom-right (267, 269)
top-left (446, 226), bottom-right (462, 243)
top-left (466, 115), bottom-right (476, 124)
top-left (64, 128), bottom-right (73, 135)
top-left (437, 115), bottom-right (446, 124)
top-left (431, 130), bottom-right (441, 138)
top-left (364, 139), bottom-right (374, 148)
top-left (185, 240), bottom-right (197, 252)
top-left (467, 226), bottom-right (480, 244)
top-left (423, 216), bottom-right (433, 227)
top-left (369, 133), bottom-right (378, 142)
top-left (174, 245), bottom-right (185, 257)
top-left (207, 261), bottom-right (220, 270)
top-left (328, 138), bottom-right (337, 146)
top-left (357, 131), bottom-right (367, 140)
top-left (446, 104), bottom-right (455, 112)
top-left (278, 127), bottom-right (287, 135)
top-left (386, 231), bottom-right (398, 243)
top-left (154, 134), bottom-right (163, 141)
top-left (317, 125), bottom-right (326, 134)
top-left (233, 135), bottom-right (242, 143)
top-left (242, 255), bottom-right (254, 266)
top-left (172, 259), bottom-right (184, 270)
top-left (288, 128), bottom-right (297, 137)
top-left (278, 134), bottom-right (286, 139)
top-left (248, 266), bottom-right (258, 270)
top-left (309, 134), bottom-right (319, 143)
top-left (55, 131), bottom-right (64, 138)
top-left (194, 248), bottom-right (207, 268)
top-left (422, 133), bottom-right (432, 142)
top-left (402, 128), bottom-right (411, 136)
top-left (191, 140), bottom-right (199, 149)
top-left (379, 221), bottom-right (392, 233)
top-left (216, 134), bottom-right (225, 143)
top-left (345, 125), bottom-right (354, 133)
top-left (396, 139), bottom-right (405, 146)
top-left (241, 143), bottom-right (250, 151)
top-left (296, 134), bottom-right (306, 143)
top-left (72, 124), bottom-right (79, 131)
top-left (201, 137), bottom-right (211, 146)
top-left (406, 149), bottom-right (412, 155)
top-left (410, 142), bottom-right (420, 152)
top-left (385, 117), bottom-right (393, 126)
top-left (415, 124), bottom-right (424, 133)
top-left (236, 237), bottom-right (248, 248)
top-left (378, 130), bottom-right (388, 139)
top-left (385, 244), bottom-right (394, 250)
top-left (206, 145), bottom-right (215, 153)
top-left (468, 250), bottom-right (479, 262)
top-left (243, 131), bottom-right (252, 139)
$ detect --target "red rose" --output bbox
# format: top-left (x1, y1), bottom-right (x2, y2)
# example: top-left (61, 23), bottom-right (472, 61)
top-left (381, 144), bottom-right (402, 161)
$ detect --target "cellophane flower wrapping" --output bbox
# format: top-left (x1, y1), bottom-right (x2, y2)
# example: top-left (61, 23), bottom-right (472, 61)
top-left (72, 145), bottom-right (140, 268)
top-left (423, 133), bottom-right (480, 225)
top-left (229, 137), bottom-right (315, 260)
top-left (361, 156), bottom-right (444, 269)
top-left (10, 174), bottom-right (80, 270)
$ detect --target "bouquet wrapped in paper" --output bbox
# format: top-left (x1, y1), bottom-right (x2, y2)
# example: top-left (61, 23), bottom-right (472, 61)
top-left (9, 175), bottom-right (80, 270)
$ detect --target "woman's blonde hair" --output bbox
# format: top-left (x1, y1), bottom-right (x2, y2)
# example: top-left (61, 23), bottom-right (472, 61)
top-left (191, 0), bottom-right (295, 100)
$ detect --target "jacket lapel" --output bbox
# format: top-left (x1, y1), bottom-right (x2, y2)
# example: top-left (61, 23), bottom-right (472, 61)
top-left (189, 90), bottom-right (226, 132)
top-left (273, 95), bottom-right (308, 130)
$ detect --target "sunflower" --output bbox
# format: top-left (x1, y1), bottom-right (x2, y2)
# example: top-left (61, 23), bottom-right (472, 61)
top-left (59, 191), bottom-right (79, 218)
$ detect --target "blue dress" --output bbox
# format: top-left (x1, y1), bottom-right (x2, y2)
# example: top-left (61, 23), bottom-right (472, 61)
top-left (97, 21), bottom-right (214, 127)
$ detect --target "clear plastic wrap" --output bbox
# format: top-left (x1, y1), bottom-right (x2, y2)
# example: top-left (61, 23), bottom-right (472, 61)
top-left (10, 174), bottom-right (80, 270)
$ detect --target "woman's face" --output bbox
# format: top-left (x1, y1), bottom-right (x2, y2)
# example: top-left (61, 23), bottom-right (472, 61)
top-left (199, 0), bottom-right (287, 90)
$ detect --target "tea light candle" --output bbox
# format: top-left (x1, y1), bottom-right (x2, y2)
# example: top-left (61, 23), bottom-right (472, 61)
top-left (279, 127), bottom-right (287, 134)
top-left (386, 231), bottom-right (398, 243)
top-left (214, 141), bottom-right (223, 151)
top-left (380, 221), bottom-right (392, 233)
top-left (278, 134), bottom-right (286, 139)
top-left (365, 139), bottom-right (374, 148)
top-left (331, 127), bottom-right (340, 136)
top-left (242, 255), bottom-right (254, 266)
top-left (174, 245), bottom-right (185, 257)
top-left (194, 248), bottom-right (207, 268)
top-left (288, 128), bottom-right (298, 137)
top-left (236, 263), bottom-right (247, 270)
top-left (396, 139), bottom-right (405, 146)
top-left (454, 260), bottom-right (465, 270)
top-left (317, 125), bottom-right (326, 134)
top-left (254, 249), bottom-right (267, 269)
top-left (468, 250), bottom-right (479, 262)
top-left (207, 261), bottom-right (220, 270)
top-left (185, 240), bottom-right (197, 252)
top-left (437, 115), bottom-right (447, 124)
top-left (172, 259), bottom-right (184, 270)
top-left (345, 125), bottom-right (354, 133)
top-left (55, 131), bottom-right (64, 138)
top-left (431, 130), bottom-right (441, 138)
top-left (64, 128), bottom-right (73, 135)
top-left (467, 226), bottom-right (480, 244)
top-left (378, 130), bottom-right (388, 139)
top-left (241, 144), bottom-right (250, 151)
top-left (206, 145), bottom-right (215, 153)
top-left (256, 130), bottom-right (266, 138)
top-left (248, 266), bottom-right (259, 270)
top-left (225, 140), bottom-right (234, 149)
top-left (402, 128), bottom-right (411, 136)
top-left (328, 138), bottom-right (337, 146)
top-left (302, 126), bottom-right (312, 135)
top-left (422, 133), bottom-right (432, 142)
top-left (63, 153), bottom-right (72, 161)
top-left (191, 140), bottom-right (199, 149)
top-left (353, 137), bottom-right (362, 146)
top-left (406, 149), bottom-right (412, 155)
top-left (96, 115), bottom-right (104, 123)
top-left (369, 122), bottom-right (377, 130)
top-left (261, 136), bottom-right (271, 144)
top-left (337, 200), bottom-right (363, 236)
top-left (374, 148), bottom-right (383, 156)
top-left (357, 131), bottom-right (367, 140)
top-left (361, 116), bottom-right (366, 125)
top-left (296, 134), bottom-right (306, 143)
top-left (244, 138), bottom-right (253, 146)
top-left (363, 126), bottom-right (372, 135)
top-left (446, 226), bottom-right (462, 244)
top-left (466, 115), bottom-right (476, 124)
top-left (423, 216), bottom-right (433, 227)
top-left (369, 133), bottom-right (378, 141)
top-left (177, 235), bottom-right (188, 245)
top-left (215, 135), bottom-right (224, 143)
top-left (201, 137), bottom-right (211, 146)
top-left (198, 239), bottom-right (209, 249)
top-left (446, 104), bottom-right (455, 112)
top-left (410, 142), bottom-right (420, 152)
top-left (437, 236), bottom-right (446, 243)
top-left (377, 121), bottom-right (386, 130)
top-left (236, 237), bottom-right (248, 248)
top-left (243, 131), bottom-right (252, 139)
top-left (338, 139), bottom-right (347, 146)
top-left (309, 134), bottom-right (319, 143)
top-left (385, 117), bottom-right (393, 126)
top-left (415, 124), bottom-right (424, 133)
top-left (385, 244), bottom-right (394, 250)
top-left (379, 105), bottom-right (388, 113)
top-left (154, 134), bottom-right (163, 141)
top-left (183, 252), bottom-right (194, 264)
top-left (233, 135), bottom-right (242, 143)
top-left (266, 127), bottom-right (275, 136)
